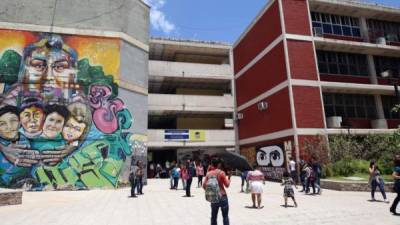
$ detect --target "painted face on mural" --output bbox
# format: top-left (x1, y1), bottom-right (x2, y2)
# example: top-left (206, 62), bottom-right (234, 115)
top-left (0, 112), bottom-right (19, 141)
top-left (24, 48), bottom-right (76, 99)
top-left (19, 106), bottom-right (45, 137)
top-left (62, 117), bottom-right (87, 142)
top-left (43, 112), bottom-right (65, 139)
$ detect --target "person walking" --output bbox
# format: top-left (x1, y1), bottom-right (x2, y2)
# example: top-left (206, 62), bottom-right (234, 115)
top-left (196, 162), bottom-right (205, 188)
top-left (390, 155), bottom-right (400, 215)
top-left (203, 158), bottom-right (231, 225)
top-left (247, 165), bottom-right (265, 209)
top-left (281, 171), bottom-right (298, 207)
top-left (369, 161), bottom-right (388, 202)
top-left (169, 161), bottom-right (176, 189)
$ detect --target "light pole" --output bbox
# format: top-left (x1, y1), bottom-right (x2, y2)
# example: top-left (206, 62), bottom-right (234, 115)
top-left (381, 70), bottom-right (400, 105)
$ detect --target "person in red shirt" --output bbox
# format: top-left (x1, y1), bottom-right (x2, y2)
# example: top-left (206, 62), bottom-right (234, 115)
top-left (203, 158), bottom-right (231, 225)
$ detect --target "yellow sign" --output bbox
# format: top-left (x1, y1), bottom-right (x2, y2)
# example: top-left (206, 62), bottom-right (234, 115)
top-left (189, 130), bottom-right (205, 142)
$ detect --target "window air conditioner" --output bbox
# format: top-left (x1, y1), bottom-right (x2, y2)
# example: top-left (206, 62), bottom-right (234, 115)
top-left (313, 27), bottom-right (323, 37)
top-left (376, 37), bottom-right (386, 45)
top-left (236, 113), bottom-right (244, 120)
top-left (257, 101), bottom-right (268, 111)
top-left (326, 116), bottom-right (342, 128)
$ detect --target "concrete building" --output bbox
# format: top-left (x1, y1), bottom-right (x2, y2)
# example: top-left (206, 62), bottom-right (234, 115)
top-left (147, 38), bottom-right (235, 173)
top-left (234, 0), bottom-right (400, 178)
top-left (0, 0), bottom-right (149, 189)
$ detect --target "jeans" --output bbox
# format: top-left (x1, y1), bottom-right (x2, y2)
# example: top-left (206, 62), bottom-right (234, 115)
top-left (136, 176), bottom-right (143, 194)
top-left (290, 171), bottom-right (297, 184)
top-left (371, 179), bottom-right (386, 200)
top-left (306, 178), bottom-right (315, 194)
top-left (130, 178), bottom-right (137, 196)
top-left (173, 177), bottom-right (179, 189)
top-left (211, 195), bottom-right (229, 225)
top-left (182, 178), bottom-right (186, 189)
top-left (198, 175), bottom-right (203, 187)
top-left (186, 178), bottom-right (192, 196)
top-left (390, 182), bottom-right (400, 213)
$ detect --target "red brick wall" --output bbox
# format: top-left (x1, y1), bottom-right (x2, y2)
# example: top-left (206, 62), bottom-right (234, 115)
top-left (238, 88), bottom-right (293, 140)
top-left (281, 0), bottom-right (311, 36)
top-left (233, 0), bottom-right (282, 74)
top-left (287, 40), bottom-right (318, 80)
top-left (320, 74), bottom-right (371, 84)
top-left (387, 119), bottom-right (400, 129)
top-left (235, 42), bottom-right (286, 106)
top-left (298, 135), bottom-right (328, 162)
top-left (292, 86), bottom-right (325, 128)
top-left (343, 118), bottom-right (371, 129)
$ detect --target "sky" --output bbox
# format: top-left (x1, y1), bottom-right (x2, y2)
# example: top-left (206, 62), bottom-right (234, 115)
top-left (143, 0), bottom-right (400, 44)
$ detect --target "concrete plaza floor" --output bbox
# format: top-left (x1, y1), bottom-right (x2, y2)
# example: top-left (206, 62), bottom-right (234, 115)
top-left (0, 176), bottom-right (399, 225)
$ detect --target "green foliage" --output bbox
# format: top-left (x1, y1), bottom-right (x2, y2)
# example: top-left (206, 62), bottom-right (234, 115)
top-left (0, 50), bottom-right (21, 84)
top-left (321, 163), bottom-right (333, 178)
top-left (77, 58), bottom-right (118, 97)
top-left (332, 159), bottom-right (355, 177)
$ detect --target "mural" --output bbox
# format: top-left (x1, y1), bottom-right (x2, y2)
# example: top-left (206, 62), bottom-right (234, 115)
top-left (0, 29), bottom-right (146, 190)
top-left (256, 145), bottom-right (286, 180)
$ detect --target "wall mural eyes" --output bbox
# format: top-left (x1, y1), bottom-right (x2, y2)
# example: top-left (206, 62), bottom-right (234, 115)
top-left (0, 32), bottom-right (146, 190)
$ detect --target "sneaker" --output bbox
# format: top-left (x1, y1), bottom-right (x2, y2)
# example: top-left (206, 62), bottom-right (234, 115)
top-left (384, 199), bottom-right (390, 203)
top-left (370, 198), bottom-right (376, 201)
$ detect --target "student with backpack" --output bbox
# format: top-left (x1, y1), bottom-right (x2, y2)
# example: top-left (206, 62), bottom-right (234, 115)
top-left (203, 158), bottom-right (230, 225)
top-left (172, 165), bottom-right (180, 190)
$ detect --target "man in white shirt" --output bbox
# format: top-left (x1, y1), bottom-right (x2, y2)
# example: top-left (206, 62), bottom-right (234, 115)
top-left (289, 158), bottom-right (297, 184)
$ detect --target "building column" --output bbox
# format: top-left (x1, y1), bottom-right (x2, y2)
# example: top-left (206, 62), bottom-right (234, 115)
top-left (365, 41), bottom-right (387, 128)
top-left (360, 17), bottom-right (370, 42)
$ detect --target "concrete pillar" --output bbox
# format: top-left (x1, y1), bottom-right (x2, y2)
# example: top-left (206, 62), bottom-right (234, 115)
top-left (359, 17), bottom-right (370, 42)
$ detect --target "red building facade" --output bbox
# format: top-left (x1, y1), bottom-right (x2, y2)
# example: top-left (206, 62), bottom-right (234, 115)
top-left (234, 0), bottom-right (400, 173)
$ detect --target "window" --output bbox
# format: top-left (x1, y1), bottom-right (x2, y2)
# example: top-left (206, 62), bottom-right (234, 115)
top-left (374, 56), bottom-right (400, 78)
top-left (382, 96), bottom-right (400, 119)
top-left (368, 19), bottom-right (400, 42)
top-left (323, 93), bottom-right (377, 119)
top-left (311, 12), bottom-right (361, 38)
top-left (317, 50), bottom-right (368, 76)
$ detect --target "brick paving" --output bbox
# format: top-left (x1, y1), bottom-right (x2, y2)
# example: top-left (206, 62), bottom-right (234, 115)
top-left (0, 177), bottom-right (399, 225)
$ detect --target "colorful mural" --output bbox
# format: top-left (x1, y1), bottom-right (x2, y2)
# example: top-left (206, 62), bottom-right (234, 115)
top-left (0, 29), bottom-right (145, 190)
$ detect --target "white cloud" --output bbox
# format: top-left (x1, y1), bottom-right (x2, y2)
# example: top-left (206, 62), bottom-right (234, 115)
top-left (143, 0), bottom-right (175, 34)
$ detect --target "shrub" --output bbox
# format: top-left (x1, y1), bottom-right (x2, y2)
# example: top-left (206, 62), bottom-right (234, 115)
top-left (332, 159), bottom-right (355, 177)
top-left (322, 163), bottom-right (333, 178)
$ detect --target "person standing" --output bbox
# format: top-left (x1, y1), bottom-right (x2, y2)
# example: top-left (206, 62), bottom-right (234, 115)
top-left (247, 165), bottom-right (265, 209)
top-left (185, 160), bottom-right (195, 197)
top-left (196, 162), bottom-right (205, 188)
top-left (135, 160), bottom-right (144, 195)
top-left (172, 164), bottom-right (180, 190)
top-left (281, 171), bottom-right (298, 207)
top-left (390, 155), bottom-right (400, 215)
top-left (129, 159), bottom-right (138, 198)
top-left (181, 164), bottom-right (187, 190)
top-left (369, 161), bottom-right (388, 202)
top-left (240, 170), bottom-right (249, 193)
top-left (203, 158), bottom-right (231, 225)
top-left (299, 160), bottom-right (306, 192)
top-left (312, 159), bottom-right (322, 194)
top-left (289, 157), bottom-right (297, 184)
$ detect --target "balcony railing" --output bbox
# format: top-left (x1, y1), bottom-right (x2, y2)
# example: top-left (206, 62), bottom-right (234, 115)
top-left (148, 94), bottom-right (234, 113)
top-left (149, 60), bottom-right (232, 79)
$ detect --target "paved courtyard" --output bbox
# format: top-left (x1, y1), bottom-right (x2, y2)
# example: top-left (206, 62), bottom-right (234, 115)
top-left (1, 177), bottom-right (399, 225)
